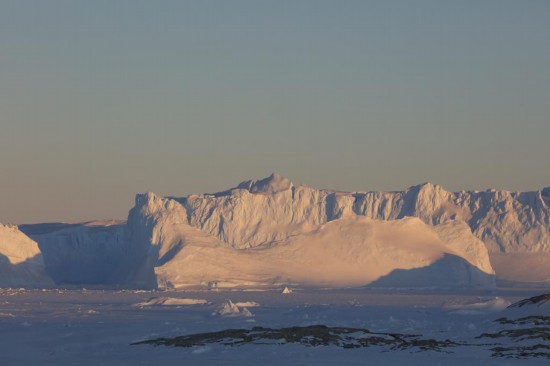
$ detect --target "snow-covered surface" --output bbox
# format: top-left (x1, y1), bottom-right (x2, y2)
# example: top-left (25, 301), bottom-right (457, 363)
top-left (234, 301), bottom-right (260, 307)
top-left (443, 297), bottom-right (511, 314)
top-left (133, 297), bottom-right (208, 307)
top-left (2, 174), bottom-right (548, 364)
top-left (1, 288), bottom-right (549, 365)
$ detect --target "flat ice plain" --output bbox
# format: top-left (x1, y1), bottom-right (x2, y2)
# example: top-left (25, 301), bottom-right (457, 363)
top-left (1, 287), bottom-right (549, 365)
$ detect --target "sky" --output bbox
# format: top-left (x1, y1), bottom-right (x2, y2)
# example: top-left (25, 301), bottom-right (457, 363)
top-left (1, 0), bottom-right (549, 224)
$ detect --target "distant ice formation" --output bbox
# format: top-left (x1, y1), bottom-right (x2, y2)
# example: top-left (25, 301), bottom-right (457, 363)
top-left (4, 173), bottom-right (550, 288)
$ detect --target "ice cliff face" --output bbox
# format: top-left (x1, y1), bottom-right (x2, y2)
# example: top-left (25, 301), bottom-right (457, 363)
top-left (126, 193), bottom-right (494, 289)
top-left (120, 173), bottom-right (550, 288)
top-left (162, 174), bottom-right (550, 253)
top-left (120, 192), bottom-right (195, 288)
top-left (0, 224), bottom-right (53, 288)
top-left (19, 221), bottom-right (127, 285)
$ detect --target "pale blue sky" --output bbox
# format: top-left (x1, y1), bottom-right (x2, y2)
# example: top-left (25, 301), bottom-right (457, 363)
top-left (1, 1), bottom-right (549, 223)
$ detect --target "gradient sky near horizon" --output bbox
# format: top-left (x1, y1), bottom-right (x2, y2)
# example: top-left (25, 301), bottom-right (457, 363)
top-left (1, 1), bottom-right (549, 224)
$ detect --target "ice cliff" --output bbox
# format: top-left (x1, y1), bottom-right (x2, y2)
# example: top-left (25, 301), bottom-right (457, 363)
top-left (167, 174), bottom-right (550, 253)
top-left (127, 192), bottom-right (495, 289)
top-left (19, 221), bottom-right (127, 285)
top-left (0, 224), bottom-right (53, 288)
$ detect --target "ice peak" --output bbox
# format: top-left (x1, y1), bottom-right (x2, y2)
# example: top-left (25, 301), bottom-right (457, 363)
top-left (415, 182), bottom-right (440, 190)
top-left (237, 173), bottom-right (293, 194)
top-left (135, 192), bottom-right (160, 206)
top-left (409, 182), bottom-right (449, 197)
